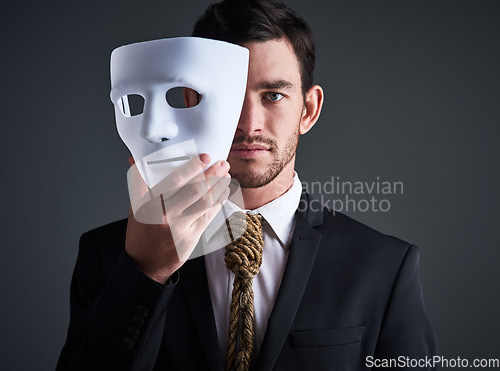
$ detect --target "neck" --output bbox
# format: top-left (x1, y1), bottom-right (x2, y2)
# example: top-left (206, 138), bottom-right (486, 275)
top-left (234, 160), bottom-right (296, 210)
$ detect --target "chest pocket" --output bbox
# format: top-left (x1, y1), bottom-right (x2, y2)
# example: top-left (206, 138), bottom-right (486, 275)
top-left (290, 325), bottom-right (365, 348)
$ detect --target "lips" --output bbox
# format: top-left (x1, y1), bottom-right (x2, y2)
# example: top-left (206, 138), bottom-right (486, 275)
top-left (232, 144), bottom-right (269, 150)
top-left (230, 143), bottom-right (270, 158)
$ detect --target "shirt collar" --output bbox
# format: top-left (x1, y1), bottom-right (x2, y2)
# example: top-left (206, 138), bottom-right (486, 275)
top-left (203, 172), bottom-right (302, 250)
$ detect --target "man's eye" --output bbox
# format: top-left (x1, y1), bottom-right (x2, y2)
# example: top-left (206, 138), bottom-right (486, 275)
top-left (266, 92), bottom-right (284, 101)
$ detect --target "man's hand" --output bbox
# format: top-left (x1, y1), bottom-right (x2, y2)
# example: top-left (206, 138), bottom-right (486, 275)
top-left (125, 153), bottom-right (231, 284)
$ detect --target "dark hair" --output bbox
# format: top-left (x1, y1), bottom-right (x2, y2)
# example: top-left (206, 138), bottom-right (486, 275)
top-left (192, 0), bottom-right (315, 95)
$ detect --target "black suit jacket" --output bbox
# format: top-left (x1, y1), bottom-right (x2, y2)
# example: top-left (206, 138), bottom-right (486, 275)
top-left (57, 193), bottom-right (437, 370)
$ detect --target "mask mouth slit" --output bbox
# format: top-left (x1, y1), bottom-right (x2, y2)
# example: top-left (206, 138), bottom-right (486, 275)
top-left (147, 156), bottom-right (191, 165)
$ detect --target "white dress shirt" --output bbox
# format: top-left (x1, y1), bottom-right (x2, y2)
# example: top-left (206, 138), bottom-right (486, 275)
top-left (203, 173), bottom-right (303, 360)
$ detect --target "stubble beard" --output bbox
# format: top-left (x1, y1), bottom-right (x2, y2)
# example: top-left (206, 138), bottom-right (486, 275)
top-left (229, 124), bottom-right (300, 189)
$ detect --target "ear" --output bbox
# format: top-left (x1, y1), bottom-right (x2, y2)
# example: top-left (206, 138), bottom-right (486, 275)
top-left (183, 88), bottom-right (201, 108)
top-left (299, 85), bottom-right (324, 135)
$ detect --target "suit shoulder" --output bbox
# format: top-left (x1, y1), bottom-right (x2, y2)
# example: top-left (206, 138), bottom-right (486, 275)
top-left (79, 218), bottom-right (128, 265)
top-left (81, 218), bottom-right (128, 242)
top-left (319, 209), bottom-right (413, 255)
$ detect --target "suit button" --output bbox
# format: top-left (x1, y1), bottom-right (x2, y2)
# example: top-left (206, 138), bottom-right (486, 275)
top-left (128, 326), bottom-right (140, 339)
top-left (132, 315), bottom-right (145, 328)
top-left (136, 304), bottom-right (149, 317)
top-left (122, 337), bottom-right (134, 350)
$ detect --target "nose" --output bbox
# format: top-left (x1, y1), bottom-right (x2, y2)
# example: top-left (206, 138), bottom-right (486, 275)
top-left (140, 94), bottom-right (179, 143)
top-left (236, 94), bottom-right (264, 135)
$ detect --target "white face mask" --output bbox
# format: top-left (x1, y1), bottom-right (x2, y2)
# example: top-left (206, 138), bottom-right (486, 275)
top-left (110, 37), bottom-right (249, 188)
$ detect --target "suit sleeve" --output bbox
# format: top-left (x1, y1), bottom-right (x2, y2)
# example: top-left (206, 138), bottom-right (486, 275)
top-left (56, 231), bottom-right (179, 371)
top-left (373, 245), bottom-right (438, 369)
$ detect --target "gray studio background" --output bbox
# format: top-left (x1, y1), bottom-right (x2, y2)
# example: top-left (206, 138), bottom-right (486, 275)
top-left (2, 0), bottom-right (499, 369)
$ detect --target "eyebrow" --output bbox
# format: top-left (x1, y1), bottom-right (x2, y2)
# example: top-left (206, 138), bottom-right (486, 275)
top-left (257, 79), bottom-right (294, 91)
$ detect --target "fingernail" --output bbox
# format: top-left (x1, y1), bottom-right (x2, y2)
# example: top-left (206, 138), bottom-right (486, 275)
top-left (200, 154), bottom-right (210, 165)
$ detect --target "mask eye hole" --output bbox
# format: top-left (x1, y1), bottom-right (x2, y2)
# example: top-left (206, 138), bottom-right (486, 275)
top-left (118, 94), bottom-right (144, 117)
top-left (166, 87), bottom-right (202, 109)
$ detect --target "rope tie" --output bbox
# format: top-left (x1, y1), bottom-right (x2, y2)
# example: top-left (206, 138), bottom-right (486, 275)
top-left (224, 212), bottom-right (264, 371)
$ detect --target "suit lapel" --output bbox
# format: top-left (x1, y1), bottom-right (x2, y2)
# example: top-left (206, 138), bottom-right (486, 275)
top-left (254, 192), bottom-right (323, 370)
top-left (180, 256), bottom-right (224, 371)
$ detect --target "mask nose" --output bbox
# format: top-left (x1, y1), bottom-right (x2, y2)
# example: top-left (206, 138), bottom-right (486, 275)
top-left (140, 94), bottom-right (179, 143)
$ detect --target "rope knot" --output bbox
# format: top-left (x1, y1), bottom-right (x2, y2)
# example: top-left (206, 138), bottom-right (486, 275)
top-left (224, 212), bottom-right (264, 278)
top-left (224, 211), bottom-right (264, 371)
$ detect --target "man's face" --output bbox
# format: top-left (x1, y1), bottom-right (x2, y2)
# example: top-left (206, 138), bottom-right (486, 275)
top-left (227, 39), bottom-right (306, 189)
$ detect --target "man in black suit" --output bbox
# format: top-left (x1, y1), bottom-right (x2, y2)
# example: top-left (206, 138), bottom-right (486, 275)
top-left (57, 0), bottom-right (437, 370)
